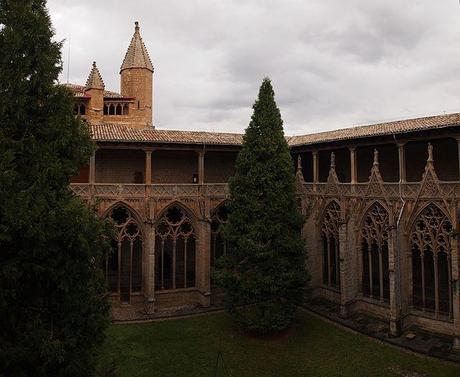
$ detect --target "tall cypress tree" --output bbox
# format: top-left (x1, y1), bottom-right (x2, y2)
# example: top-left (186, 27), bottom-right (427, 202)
top-left (0, 1), bottom-right (110, 376)
top-left (215, 78), bottom-right (307, 334)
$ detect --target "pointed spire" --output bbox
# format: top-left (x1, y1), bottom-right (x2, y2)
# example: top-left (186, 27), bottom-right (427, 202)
top-left (330, 152), bottom-right (336, 169)
top-left (373, 148), bottom-right (379, 167)
top-left (85, 61), bottom-right (105, 90)
top-left (120, 21), bottom-right (154, 73)
top-left (427, 143), bottom-right (434, 163)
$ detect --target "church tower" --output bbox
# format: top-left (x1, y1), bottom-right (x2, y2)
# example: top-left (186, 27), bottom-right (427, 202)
top-left (120, 22), bottom-right (154, 127)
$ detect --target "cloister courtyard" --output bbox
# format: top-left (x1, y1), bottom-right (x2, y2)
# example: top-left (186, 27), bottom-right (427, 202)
top-left (97, 310), bottom-right (459, 377)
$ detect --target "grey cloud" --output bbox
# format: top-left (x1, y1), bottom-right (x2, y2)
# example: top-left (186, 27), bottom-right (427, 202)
top-left (47, 0), bottom-right (460, 134)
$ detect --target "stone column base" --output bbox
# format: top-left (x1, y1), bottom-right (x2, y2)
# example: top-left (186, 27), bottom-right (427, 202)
top-left (199, 291), bottom-right (211, 308)
top-left (144, 297), bottom-right (155, 314)
top-left (339, 300), bottom-right (355, 319)
top-left (389, 318), bottom-right (402, 337)
top-left (453, 337), bottom-right (460, 353)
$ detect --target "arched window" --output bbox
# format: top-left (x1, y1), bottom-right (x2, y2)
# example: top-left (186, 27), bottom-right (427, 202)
top-left (361, 202), bottom-right (390, 302)
top-left (155, 205), bottom-right (196, 290)
top-left (79, 103), bottom-right (86, 115)
top-left (103, 104), bottom-right (108, 115)
top-left (321, 201), bottom-right (341, 289)
top-left (105, 205), bottom-right (143, 303)
top-left (411, 204), bottom-right (452, 317)
top-left (116, 104), bottom-right (122, 115)
top-left (109, 104), bottom-right (115, 115)
top-left (211, 203), bottom-right (229, 267)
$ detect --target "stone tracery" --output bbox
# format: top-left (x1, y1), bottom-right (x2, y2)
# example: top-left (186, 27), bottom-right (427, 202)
top-left (321, 201), bottom-right (341, 289)
top-left (360, 202), bottom-right (390, 302)
top-left (410, 204), bottom-right (452, 316)
top-left (155, 205), bottom-right (196, 290)
top-left (105, 205), bottom-right (143, 303)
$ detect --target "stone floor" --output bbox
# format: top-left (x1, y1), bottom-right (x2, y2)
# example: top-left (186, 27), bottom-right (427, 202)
top-left (302, 298), bottom-right (460, 364)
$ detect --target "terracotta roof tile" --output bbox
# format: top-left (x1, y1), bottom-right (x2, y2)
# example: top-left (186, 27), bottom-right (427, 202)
top-left (91, 123), bottom-right (243, 146)
top-left (120, 22), bottom-right (153, 73)
top-left (90, 113), bottom-right (460, 147)
top-left (287, 113), bottom-right (460, 147)
top-left (64, 83), bottom-right (125, 99)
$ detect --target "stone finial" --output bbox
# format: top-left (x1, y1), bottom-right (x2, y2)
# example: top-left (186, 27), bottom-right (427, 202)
top-left (427, 143), bottom-right (434, 163)
top-left (373, 148), bottom-right (379, 167)
top-left (85, 61), bottom-right (105, 91)
top-left (330, 152), bottom-right (336, 169)
top-left (297, 155), bottom-right (302, 172)
top-left (120, 21), bottom-right (154, 73)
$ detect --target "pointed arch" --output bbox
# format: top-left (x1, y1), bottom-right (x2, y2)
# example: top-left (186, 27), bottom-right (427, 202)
top-left (320, 200), bottom-right (341, 289)
top-left (410, 202), bottom-right (453, 317)
top-left (155, 203), bottom-right (197, 290)
top-left (211, 201), bottom-right (230, 267)
top-left (104, 202), bottom-right (144, 303)
top-left (360, 201), bottom-right (390, 302)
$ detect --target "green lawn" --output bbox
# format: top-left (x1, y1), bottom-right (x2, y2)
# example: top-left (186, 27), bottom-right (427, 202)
top-left (97, 311), bottom-right (459, 377)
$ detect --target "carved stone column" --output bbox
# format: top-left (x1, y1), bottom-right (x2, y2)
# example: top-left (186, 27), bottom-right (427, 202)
top-left (144, 218), bottom-right (155, 314)
top-left (197, 218), bottom-right (212, 307)
top-left (398, 143), bottom-right (406, 184)
top-left (388, 224), bottom-right (402, 336)
top-left (451, 229), bottom-right (460, 351)
top-left (339, 219), bottom-right (352, 317)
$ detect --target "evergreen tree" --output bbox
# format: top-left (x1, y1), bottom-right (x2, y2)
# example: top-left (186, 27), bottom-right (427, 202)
top-left (215, 78), bottom-right (307, 334)
top-left (0, 1), bottom-right (111, 376)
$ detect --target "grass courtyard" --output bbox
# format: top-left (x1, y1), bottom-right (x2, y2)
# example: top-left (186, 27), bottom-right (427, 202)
top-left (97, 310), bottom-right (459, 377)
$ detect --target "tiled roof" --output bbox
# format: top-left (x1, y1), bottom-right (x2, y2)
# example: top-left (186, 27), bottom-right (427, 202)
top-left (91, 123), bottom-right (243, 146)
top-left (287, 113), bottom-right (460, 147)
top-left (120, 22), bottom-right (153, 73)
top-left (85, 62), bottom-right (105, 90)
top-left (90, 113), bottom-right (460, 147)
top-left (64, 83), bottom-right (125, 99)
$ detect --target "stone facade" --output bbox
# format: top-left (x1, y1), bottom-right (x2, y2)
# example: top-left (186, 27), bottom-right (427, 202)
top-left (68, 22), bottom-right (460, 349)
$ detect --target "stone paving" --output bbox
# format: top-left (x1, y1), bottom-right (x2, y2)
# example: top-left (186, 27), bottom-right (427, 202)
top-left (111, 303), bottom-right (222, 323)
top-left (302, 298), bottom-right (460, 364)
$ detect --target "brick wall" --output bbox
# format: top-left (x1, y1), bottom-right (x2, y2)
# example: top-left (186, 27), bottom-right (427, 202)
top-left (120, 68), bottom-right (153, 126)
top-left (152, 150), bottom-right (197, 184)
top-left (204, 151), bottom-right (237, 183)
top-left (96, 149), bottom-right (145, 183)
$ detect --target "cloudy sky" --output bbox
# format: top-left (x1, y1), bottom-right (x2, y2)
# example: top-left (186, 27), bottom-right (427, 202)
top-left (48, 0), bottom-right (460, 135)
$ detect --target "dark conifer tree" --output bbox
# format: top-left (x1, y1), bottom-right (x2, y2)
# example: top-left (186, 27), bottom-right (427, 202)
top-left (215, 78), bottom-right (307, 333)
top-left (0, 1), bottom-right (110, 376)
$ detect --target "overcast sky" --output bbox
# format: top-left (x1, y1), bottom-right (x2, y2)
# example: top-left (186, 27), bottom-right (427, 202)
top-left (47, 0), bottom-right (460, 135)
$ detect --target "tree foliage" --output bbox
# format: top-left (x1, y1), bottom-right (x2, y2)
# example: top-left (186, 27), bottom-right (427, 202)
top-left (215, 78), bottom-right (308, 334)
top-left (0, 1), bottom-right (111, 375)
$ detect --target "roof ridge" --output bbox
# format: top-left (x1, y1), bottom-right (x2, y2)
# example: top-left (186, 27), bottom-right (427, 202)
top-left (120, 22), bottom-right (154, 73)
